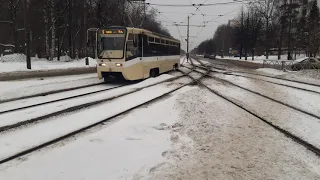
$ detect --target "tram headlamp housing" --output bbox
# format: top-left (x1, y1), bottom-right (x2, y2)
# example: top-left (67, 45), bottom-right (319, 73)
top-left (100, 63), bottom-right (107, 67)
top-left (116, 63), bottom-right (123, 67)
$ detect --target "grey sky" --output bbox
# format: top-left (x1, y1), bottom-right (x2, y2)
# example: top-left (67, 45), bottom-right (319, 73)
top-left (145, 0), bottom-right (243, 50)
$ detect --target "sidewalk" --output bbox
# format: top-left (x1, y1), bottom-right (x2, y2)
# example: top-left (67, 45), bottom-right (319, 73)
top-left (0, 67), bottom-right (96, 81)
top-left (0, 54), bottom-right (97, 80)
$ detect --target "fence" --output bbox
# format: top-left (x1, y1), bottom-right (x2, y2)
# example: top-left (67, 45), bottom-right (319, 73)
top-left (263, 59), bottom-right (320, 70)
top-left (262, 60), bottom-right (294, 70)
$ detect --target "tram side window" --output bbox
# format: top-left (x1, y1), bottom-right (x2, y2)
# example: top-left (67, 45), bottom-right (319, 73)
top-left (143, 35), bottom-right (180, 56)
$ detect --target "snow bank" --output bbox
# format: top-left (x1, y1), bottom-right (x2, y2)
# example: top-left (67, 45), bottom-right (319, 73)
top-left (0, 55), bottom-right (97, 73)
top-left (254, 68), bottom-right (320, 85)
top-left (256, 68), bottom-right (288, 76)
top-left (279, 70), bottom-right (320, 85)
top-left (216, 55), bottom-right (308, 64)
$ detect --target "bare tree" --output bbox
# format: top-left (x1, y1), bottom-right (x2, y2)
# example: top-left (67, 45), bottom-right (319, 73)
top-left (254, 0), bottom-right (276, 59)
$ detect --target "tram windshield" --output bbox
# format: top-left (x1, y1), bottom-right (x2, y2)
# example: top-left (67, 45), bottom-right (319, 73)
top-left (99, 35), bottom-right (125, 59)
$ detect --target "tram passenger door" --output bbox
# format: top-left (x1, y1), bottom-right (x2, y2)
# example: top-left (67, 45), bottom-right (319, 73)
top-left (141, 34), bottom-right (150, 78)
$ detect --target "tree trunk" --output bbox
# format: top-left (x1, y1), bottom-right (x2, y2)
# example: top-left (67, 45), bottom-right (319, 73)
top-left (252, 48), bottom-right (255, 61)
top-left (239, 42), bottom-right (243, 60)
top-left (84, 0), bottom-right (87, 58)
top-left (68, 0), bottom-right (73, 59)
top-left (278, 23), bottom-right (284, 60)
top-left (50, 0), bottom-right (55, 61)
top-left (10, 2), bottom-right (18, 53)
top-left (265, 20), bottom-right (269, 59)
top-left (44, 2), bottom-right (50, 60)
top-left (287, 14), bottom-right (292, 60)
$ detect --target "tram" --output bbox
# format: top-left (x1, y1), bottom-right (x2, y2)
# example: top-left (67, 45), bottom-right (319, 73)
top-left (95, 26), bottom-right (181, 81)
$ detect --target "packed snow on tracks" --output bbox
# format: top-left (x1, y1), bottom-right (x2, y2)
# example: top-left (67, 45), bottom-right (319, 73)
top-left (0, 74), bottom-right (102, 102)
top-left (148, 87), bottom-right (320, 180)
top-left (1, 80), bottom-right (320, 179)
top-left (0, 85), bottom-right (197, 180)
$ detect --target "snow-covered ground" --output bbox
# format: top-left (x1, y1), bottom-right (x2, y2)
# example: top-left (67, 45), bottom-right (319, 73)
top-left (216, 54), bottom-right (307, 64)
top-left (251, 68), bottom-right (320, 85)
top-left (1, 84), bottom-right (320, 179)
top-left (0, 73), bottom-right (103, 102)
top-left (256, 68), bottom-right (288, 75)
top-left (0, 60), bottom-right (320, 179)
top-left (0, 54), bottom-right (96, 73)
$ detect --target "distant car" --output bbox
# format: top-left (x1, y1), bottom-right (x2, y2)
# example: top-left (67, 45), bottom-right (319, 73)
top-left (209, 54), bottom-right (216, 59)
top-left (291, 57), bottom-right (320, 71)
top-left (204, 54), bottom-right (210, 58)
top-left (3, 49), bottom-right (13, 55)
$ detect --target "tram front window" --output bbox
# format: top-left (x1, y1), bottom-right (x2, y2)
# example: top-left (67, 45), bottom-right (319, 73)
top-left (99, 36), bottom-right (125, 59)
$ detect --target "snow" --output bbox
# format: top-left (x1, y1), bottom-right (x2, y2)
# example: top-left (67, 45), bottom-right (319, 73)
top-left (256, 68), bottom-right (288, 76)
top-left (231, 72), bottom-right (320, 93)
top-left (1, 74), bottom-right (320, 179)
top-left (279, 70), bottom-right (320, 85)
top-left (254, 68), bottom-right (320, 85)
top-left (216, 55), bottom-right (308, 64)
top-left (202, 77), bottom-right (320, 150)
top-left (0, 74), bottom-right (102, 102)
top-left (0, 86), bottom-right (197, 180)
top-left (0, 53), bottom-right (96, 73)
top-left (150, 88), bottom-right (320, 179)
top-left (0, 77), bottom-right (191, 163)
top-left (0, 83), bottom-right (121, 113)
top-left (0, 74), bottom-right (175, 128)
top-left (216, 56), bottom-right (265, 64)
top-left (214, 73), bottom-right (320, 117)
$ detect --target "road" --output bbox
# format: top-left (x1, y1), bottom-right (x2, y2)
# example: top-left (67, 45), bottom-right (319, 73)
top-left (200, 57), bottom-right (264, 69)
top-left (0, 60), bottom-right (320, 179)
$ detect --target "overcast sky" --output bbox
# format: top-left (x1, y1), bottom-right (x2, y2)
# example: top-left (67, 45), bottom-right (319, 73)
top-left (145, 0), bottom-right (244, 51)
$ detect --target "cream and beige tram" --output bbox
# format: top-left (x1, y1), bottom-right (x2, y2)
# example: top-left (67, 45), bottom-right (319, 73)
top-left (95, 26), bottom-right (181, 81)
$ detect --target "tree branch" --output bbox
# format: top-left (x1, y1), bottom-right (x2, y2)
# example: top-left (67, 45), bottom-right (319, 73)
top-left (14, 0), bottom-right (22, 9)
top-left (0, 20), bottom-right (13, 24)
top-left (0, 43), bottom-right (15, 47)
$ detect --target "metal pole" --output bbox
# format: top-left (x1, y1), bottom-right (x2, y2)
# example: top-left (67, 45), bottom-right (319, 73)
top-left (84, 1), bottom-right (89, 65)
top-left (187, 15), bottom-right (190, 61)
top-left (222, 27), bottom-right (225, 58)
top-left (24, 0), bottom-right (31, 69)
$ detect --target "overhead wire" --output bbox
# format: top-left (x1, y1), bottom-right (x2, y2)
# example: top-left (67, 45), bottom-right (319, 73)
top-left (141, 0), bottom-right (256, 50)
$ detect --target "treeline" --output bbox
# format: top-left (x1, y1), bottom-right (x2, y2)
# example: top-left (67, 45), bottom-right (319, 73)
top-left (0, 0), bottom-right (170, 60)
top-left (195, 0), bottom-right (320, 60)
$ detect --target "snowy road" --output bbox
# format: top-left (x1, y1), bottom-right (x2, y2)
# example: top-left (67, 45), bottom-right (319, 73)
top-left (0, 62), bottom-right (320, 179)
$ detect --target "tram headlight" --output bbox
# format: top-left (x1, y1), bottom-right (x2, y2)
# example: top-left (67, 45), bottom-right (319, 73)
top-left (116, 63), bottom-right (123, 67)
top-left (100, 63), bottom-right (107, 67)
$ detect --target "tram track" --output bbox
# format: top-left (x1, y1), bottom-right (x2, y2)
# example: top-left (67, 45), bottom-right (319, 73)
top-left (196, 57), bottom-right (320, 88)
top-left (184, 61), bottom-right (320, 120)
top-left (183, 61), bottom-right (320, 158)
top-left (0, 69), bottom-right (195, 133)
top-left (189, 58), bottom-right (320, 94)
top-left (0, 67), bottom-right (203, 165)
top-left (0, 82), bottom-right (106, 104)
top-left (0, 83), bottom-right (129, 114)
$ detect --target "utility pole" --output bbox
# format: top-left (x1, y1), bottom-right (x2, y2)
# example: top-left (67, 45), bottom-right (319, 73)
top-left (24, 0), bottom-right (31, 69)
top-left (186, 15), bottom-right (190, 61)
top-left (222, 27), bottom-right (225, 58)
